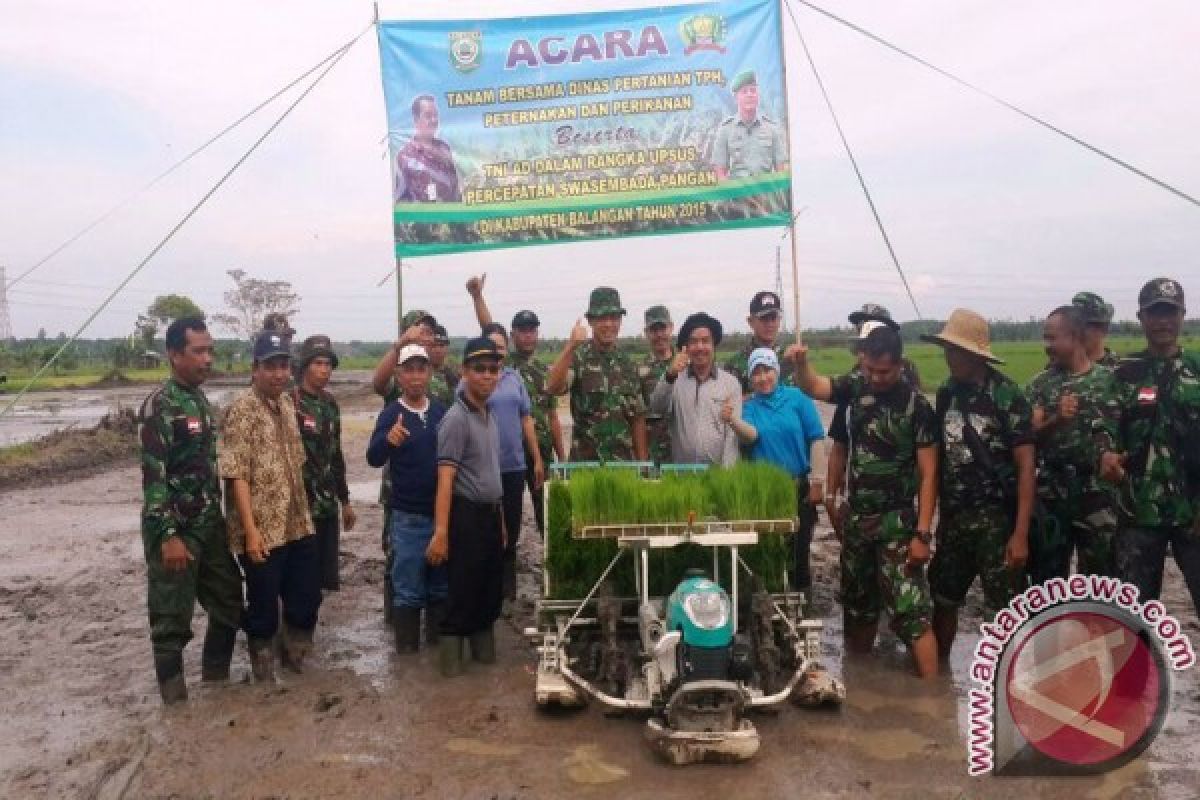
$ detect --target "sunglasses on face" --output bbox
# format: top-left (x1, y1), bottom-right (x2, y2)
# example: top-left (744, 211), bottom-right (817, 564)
top-left (468, 363), bottom-right (501, 375)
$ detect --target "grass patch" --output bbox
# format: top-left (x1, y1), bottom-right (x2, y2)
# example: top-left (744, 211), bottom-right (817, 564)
top-left (0, 442), bottom-right (37, 466)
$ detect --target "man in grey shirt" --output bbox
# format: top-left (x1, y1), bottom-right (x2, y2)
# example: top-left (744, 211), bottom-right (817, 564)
top-left (650, 312), bottom-right (742, 467)
top-left (427, 337), bottom-right (505, 677)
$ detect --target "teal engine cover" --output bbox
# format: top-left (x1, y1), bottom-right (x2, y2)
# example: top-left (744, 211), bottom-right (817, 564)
top-left (666, 575), bottom-right (734, 648)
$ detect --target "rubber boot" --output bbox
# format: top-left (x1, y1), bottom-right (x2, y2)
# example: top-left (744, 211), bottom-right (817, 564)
top-left (201, 623), bottom-right (238, 682)
top-left (393, 607), bottom-right (421, 654)
top-left (154, 653), bottom-right (188, 705)
top-left (383, 550), bottom-right (395, 625)
top-left (424, 601), bottom-right (447, 646)
top-left (468, 626), bottom-right (496, 664)
top-left (280, 625), bottom-right (313, 674)
top-left (248, 637), bottom-right (276, 683)
top-left (502, 558), bottom-right (517, 602)
top-left (439, 636), bottom-right (465, 678)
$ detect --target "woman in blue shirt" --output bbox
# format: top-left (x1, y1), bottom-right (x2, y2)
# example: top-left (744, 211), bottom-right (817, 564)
top-left (723, 347), bottom-right (825, 595)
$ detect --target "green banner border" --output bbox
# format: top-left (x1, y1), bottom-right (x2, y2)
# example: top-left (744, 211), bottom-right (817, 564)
top-left (392, 173), bottom-right (790, 223)
top-left (394, 211), bottom-right (790, 258)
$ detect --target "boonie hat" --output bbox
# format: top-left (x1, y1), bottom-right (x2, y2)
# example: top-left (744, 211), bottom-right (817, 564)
top-left (297, 334), bottom-right (339, 369)
top-left (1071, 292), bottom-right (1114, 326)
top-left (586, 287), bottom-right (626, 317)
top-left (397, 344), bottom-right (429, 366)
top-left (644, 305), bottom-right (672, 328)
top-left (462, 336), bottom-right (501, 364)
top-left (511, 310), bottom-right (540, 329)
top-left (1137, 278), bottom-right (1186, 313)
top-left (921, 309), bottom-right (1004, 364)
top-left (749, 291), bottom-right (782, 319)
top-left (252, 330), bottom-right (291, 363)
top-left (748, 347), bottom-right (779, 373)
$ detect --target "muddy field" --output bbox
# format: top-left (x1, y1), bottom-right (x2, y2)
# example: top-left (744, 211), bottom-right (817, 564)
top-left (1, 380), bottom-right (1199, 798)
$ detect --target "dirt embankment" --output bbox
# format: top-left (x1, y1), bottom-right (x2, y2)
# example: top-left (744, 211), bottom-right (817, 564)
top-left (0, 409), bottom-right (140, 490)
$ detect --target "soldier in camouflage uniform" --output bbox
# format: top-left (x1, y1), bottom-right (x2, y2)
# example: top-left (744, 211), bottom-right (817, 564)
top-left (638, 305), bottom-right (675, 464)
top-left (426, 325), bottom-right (460, 407)
top-left (546, 287), bottom-right (648, 462)
top-left (793, 325), bottom-right (940, 678)
top-left (1101, 278), bottom-right (1200, 612)
top-left (1027, 306), bottom-right (1122, 583)
top-left (1072, 291), bottom-right (1121, 368)
top-left (139, 316), bottom-right (243, 704)
top-left (725, 290), bottom-right (790, 395)
top-left (293, 335), bottom-right (356, 592)
top-left (464, 274), bottom-right (564, 533)
top-left (922, 310), bottom-right (1036, 661)
top-left (371, 309), bottom-right (437, 621)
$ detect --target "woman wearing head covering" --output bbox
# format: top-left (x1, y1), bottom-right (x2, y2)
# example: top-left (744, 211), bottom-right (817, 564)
top-left (722, 347), bottom-right (825, 595)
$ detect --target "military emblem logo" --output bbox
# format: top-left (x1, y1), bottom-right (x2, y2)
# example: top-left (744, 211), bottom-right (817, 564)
top-left (1158, 279), bottom-right (1179, 297)
top-left (680, 13), bottom-right (727, 55)
top-left (449, 31), bottom-right (482, 73)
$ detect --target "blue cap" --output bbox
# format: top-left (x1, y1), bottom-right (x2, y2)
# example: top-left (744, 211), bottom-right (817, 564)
top-left (253, 330), bottom-right (290, 363)
top-left (748, 347), bottom-right (779, 374)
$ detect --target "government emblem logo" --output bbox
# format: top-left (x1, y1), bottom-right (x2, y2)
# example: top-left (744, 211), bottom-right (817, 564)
top-left (680, 13), bottom-right (727, 55)
top-left (449, 31), bottom-right (482, 73)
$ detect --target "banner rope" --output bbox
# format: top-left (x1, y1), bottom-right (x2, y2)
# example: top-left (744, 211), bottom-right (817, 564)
top-left (792, 0), bottom-right (1200, 210)
top-left (784, 0), bottom-right (923, 320)
top-left (5, 24), bottom-right (373, 293)
top-left (0, 23), bottom-right (371, 420)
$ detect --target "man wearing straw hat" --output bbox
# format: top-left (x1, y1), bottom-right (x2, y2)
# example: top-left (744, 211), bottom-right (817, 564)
top-left (921, 309), bottom-right (1036, 663)
top-left (791, 325), bottom-right (940, 678)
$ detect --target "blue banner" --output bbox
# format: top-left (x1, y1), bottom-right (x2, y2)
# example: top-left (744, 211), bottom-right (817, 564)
top-left (378, 0), bottom-right (791, 257)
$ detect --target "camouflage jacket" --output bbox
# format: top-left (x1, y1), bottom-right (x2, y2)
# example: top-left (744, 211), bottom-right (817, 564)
top-left (1111, 349), bottom-right (1200, 528)
top-left (724, 338), bottom-right (790, 396)
top-left (1026, 364), bottom-right (1121, 500)
top-left (830, 373), bottom-right (937, 515)
top-left (291, 386), bottom-right (350, 520)
top-left (567, 342), bottom-right (646, 462)
top-left (829, 360), bottom-right (923, 445)
top-left (139, 378), bottom-right (223, 546)
top-left (637, 351), bottom-right (673, 464)
top-left (935, 368), bottom-right (1035, 513)
top-left (1096, 348), bottom-right (1121, 369)
top-left (427, 363), bottom-right (460, 408)
top-left (510, 350), bottom-right (556, 463)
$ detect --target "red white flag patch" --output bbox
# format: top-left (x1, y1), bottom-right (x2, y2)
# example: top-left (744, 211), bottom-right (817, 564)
top-left (303, 415), bottom-right (317, 432)
top-left (1137, 387), bottom-right (1157, 405)
top-left (186, 417), bottom-right (202, 434)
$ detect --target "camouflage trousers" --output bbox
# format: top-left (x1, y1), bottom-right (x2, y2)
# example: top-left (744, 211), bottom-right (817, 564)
top-left (1029, 490), bottom-right (1117, 584)
top-left (646, 415), bottom-right (670, 465)
top-left (930, 504), bottom-right (1023, 613)
top-left (144, 523), bottom-right (243, 660)
top-left (1116, 525), bottom-right (1200, 613)
top-left (841, 507), bottom-right (933, 644)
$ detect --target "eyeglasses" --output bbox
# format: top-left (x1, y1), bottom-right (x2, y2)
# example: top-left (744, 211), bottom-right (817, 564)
top-left (468, 364), bottom-right (501, 375)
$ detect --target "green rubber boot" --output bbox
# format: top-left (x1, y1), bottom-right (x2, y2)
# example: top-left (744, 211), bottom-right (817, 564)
top-left (439, 636), bottom-right (465, 678)
top-left (154, 653), bottom-right (188, 705)
top-left (468, 626), bottom-right (496, 664)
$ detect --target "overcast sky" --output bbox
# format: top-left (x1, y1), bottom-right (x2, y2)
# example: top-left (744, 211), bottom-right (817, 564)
top-left (2, 0), bottom-right (1197, 341)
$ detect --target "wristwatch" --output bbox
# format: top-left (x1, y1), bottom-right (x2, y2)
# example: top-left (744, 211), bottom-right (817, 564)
top-left (915, 529), bottom-right (933, 545)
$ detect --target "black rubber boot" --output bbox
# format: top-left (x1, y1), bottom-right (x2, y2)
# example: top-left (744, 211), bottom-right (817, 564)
top-left (248, 637), bottom-right (276, 683)
top-left (439, 636), bottom-right (465, 677)
top-left (502, 558), bottom-right (517, 602)
top-left (393, 607), bottom-right (421, 654)
top-left (201, 623), bottom-right (237, 682)
top-left (280, 625), bottom-right (314, 673)
top-left (424, 601), bottom-right (447, 646)
top-left (154, 653), bottom-right (188, 705)
top-left (468, 626), bottom-right (496, 665)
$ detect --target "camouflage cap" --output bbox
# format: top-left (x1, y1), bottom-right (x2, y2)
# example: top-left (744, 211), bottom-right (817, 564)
top-left (1137, 277), bottom-right (1186, 312)
top-left (730, 70), bottom-right (757, 93)
top-left (297, 334), bottom-right (339, 370)
top-left (432, 324), bottom-right (449, 345)
top-left (262, 312), bottom-right (295, 336)
top-left (1071, 292), bottom-right (1114, 325)
top-left (400, 309), bottom-right (437, 332)
top-left (847, 302), bottom-right (900, 331)
top-left (644, 305), bottom-right (672, 328)
top-left (586, 287), bottom-right (626, 317)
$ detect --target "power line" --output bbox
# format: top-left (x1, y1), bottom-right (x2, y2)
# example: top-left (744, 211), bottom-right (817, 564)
top-left (784, 0), bottom-right (923, 319)
top-left (792, 0), bottom-right (1200, 209)
top-left (0, 23), bottom-right (371, 419)
top-left (4, 31), bottom-right (364, 293)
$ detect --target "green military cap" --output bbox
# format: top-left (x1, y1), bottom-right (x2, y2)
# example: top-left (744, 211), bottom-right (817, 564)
top-left (730, 70), bottom-right (757, 93)
top-left (1137, 277), bottom-right (1186, 312)
top-left (586, 287), bottom-right (626, 317)
top-left (1071, 292), bottom-right (1115, 325)
top-left (847, 302), bottom-right (899, 331)
top-left (644, 305), bottom-right (671, 328)
top-left (400, 309), bottom-right (437, 332)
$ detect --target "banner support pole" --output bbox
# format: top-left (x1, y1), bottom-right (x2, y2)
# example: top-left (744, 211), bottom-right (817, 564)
top-left (776, 0), bottom-right (802, 344)
top-left (396, 257), bottom-right (404, 335)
